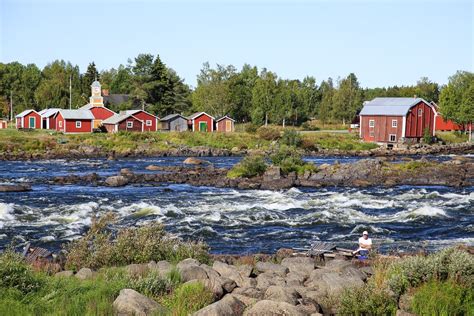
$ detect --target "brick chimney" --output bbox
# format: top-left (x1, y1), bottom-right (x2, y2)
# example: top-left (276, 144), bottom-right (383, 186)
top-left (102, 89), bottom-right (109, 96)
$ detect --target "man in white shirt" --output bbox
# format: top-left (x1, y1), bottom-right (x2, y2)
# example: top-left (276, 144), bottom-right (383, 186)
top-left (353, 231), bottom-right (372, 255)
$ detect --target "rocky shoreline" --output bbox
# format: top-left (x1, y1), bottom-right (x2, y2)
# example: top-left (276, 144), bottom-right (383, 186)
top-left (0, 142), bottom-right (473, 161)
top-left (24, 156), bottom-right (472, 190)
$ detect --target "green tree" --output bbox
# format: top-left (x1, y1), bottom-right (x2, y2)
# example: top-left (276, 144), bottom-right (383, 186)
top-left (332, 73), bottom-right (363, 125)
top-left (439, 71), bottom-right (474, 126)
top-left (81, 62), bottom-right (100, 94)
top-left (251, 69), bottom-right (277, 125)
top-left (317, 78), bottom-right (335, 124)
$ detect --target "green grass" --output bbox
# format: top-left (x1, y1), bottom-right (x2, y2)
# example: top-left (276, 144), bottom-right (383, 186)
top-left (301, 132), bottom-right (379, 151)
top-left (160, 282), bottom-right (214, 316)
top-left (436, 131), bottom-right (470, 144)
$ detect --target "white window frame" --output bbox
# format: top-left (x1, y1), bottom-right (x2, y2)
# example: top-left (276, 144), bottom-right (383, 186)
top-left (389, 134), bottom-right (397, 142)
top-left (418, 109), bottom-right (423, 117)
top-left (146, 120), bottom-right (152, 126)
top-left (75, 121), bottom-right (81, 128)
top-left (59, 121), bottom-right (63, 128)
top-left (127, 121), bottom-right (133, 128)
top-left (369, 119), bottom-right (375, 128)
top-left (392, 120), bottom-right (398, 128)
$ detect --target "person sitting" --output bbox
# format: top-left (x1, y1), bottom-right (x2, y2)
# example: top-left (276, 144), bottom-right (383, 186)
top-left (353, 231), bottom-right (372, 257)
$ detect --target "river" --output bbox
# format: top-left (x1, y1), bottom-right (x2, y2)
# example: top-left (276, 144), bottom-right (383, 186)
top-left (0, 156), bottom-right (473, 254)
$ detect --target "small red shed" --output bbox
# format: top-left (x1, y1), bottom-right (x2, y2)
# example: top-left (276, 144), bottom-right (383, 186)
top-left (120, 110), bottom-right (158, 132)
top-left (38, 108), bottom-right (61, 129)
top-left (359, 97), bottom-right (435, 143)
top-left (54, 110), bottom-right (94, 133)
top-left (0, 120), bottom-right (8, 129)
top-left (102, 113), bottom-right (144, 133)
top-left (215, 115), bottom-right (235, 132)
top-left (15, 109), bottom-right (41, 129)
top-left (189, 112), bottom-right (215, 132)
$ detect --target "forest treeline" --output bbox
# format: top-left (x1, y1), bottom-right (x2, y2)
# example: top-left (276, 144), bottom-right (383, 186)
top-left (0, 54), bottom-right (472, 126)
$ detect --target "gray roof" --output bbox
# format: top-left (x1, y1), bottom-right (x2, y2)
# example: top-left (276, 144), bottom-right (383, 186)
top-left (102, 113), bottom-right (143, 125)
top-left (15, 109), bottom-right (37, 118)
top-left (359, 97), bottom-right (430, 116)
top-left (216, 115), bottom-right (235, 122)
top-left (59, 110), bottom-right (94, 120)
top-left (39, 108), bottom-right (61, 117)
top-left (79, 103), bottom-right (93, 110)
top-left (160, 113), bottom-right (186, 121)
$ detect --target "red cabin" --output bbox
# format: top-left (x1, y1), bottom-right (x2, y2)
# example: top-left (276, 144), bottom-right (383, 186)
top-left (189, 112), bottom-right (215, 132)
top-left (15, 109), bottom-right (41, 129)
top-left (215, 115), bottom-right (235, 132)
top-left (38, 108), bottom-right (61, 129)
top-left (120, 110), bottom-right (158, 132)
top-left (54, 110), bottom-right (94, 133)
top-left (0, 120), bottom-right (7, 129)
top-left (102, 113), bottom-right (143, 133)
top-left (359, 98), bottom-right (435, 143)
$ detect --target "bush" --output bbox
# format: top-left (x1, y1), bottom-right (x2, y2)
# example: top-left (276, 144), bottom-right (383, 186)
top-left (244, 123), bottom-right (259, 133)
top-left (339, 284), bottom-right (397, 316)
top-left (227, 155), bottom-right (267, 178)
top-left (423, 127), bottom-right (433, 144)
top-left (0, 250), bottom-right (44, 294)
top-left (280, 129), bottom-right (302, 147)
top-left (65, 213), bottom-right (210, 270)
top-left (162, 282), bottom-right (214, 316)
top-left (256, 126), bottom-right (281, 141)
top-left (270, 146), bottom-right (315, 175)
top-left (129, 272), bottom-right (171, 298)
top-left (411, 280), bottom-right (474, 316)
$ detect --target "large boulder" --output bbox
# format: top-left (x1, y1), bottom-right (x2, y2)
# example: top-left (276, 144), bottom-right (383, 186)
top-left (179, 265), bottom-right (208, 282)
top-left (105, 175), bottom-right (129, 187)
top-left (243, 300), bottom-right (305, 316)
top-left (256, 272), bottom-right (286, 290)
top-left (113, 289), bottom-right (166, 316)
top-left (213, 261), bottom-right (248, 288)
top-left (55, 270), bottom-right (74, 278)
top-left (264, 285), bottom-right (300, 305)
top-left (281, 257), bottom-right (315, 277)
top-left (285, 271), bottom-right (307, 286)
top-left (255, 262), bottom-right (289, 277)
top-left (263, 166), bottom-right (281, 181)
top-left (75, 268), bottom-right (97, 280)
top-left (193, 294), bottom-right (246, 316)
top-left (145, 165), bottom-right (161, 171)
top-left (232, 287), bottom-right (264, 299)
top-left (0, 184), bottom-right (31, 192)
top-left (177, 258), bottom-right (200, 270)
top-left (148, 260), bottom-right (173, 277)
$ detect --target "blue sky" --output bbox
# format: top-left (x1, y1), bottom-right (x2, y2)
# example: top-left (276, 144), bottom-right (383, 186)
top-left (0, 0), bottom-right (472, 88)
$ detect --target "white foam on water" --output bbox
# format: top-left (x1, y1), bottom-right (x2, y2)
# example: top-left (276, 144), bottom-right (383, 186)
top-left (0, 203), bottom-right (15, 228)
top-left (40, 236), bottom-right (55, 242)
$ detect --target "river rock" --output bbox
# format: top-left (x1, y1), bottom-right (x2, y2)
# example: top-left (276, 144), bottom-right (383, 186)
top-left (176, 258), bottom-right (200, 269)
top-left (263, 166), bottom-right (281, 181)
top-left (183, 157), bottom-right (208, 165)
top-left (147, 260), bottom-right (173, 276)
top-left (179, 265), bottom-right (208, 282)
top-left (232, 287), bottom-right (264, 299)
top-left (75, 268), bottom-right (97, 280)
top-left (255, 261), bottom-right (289, 276)
top-left (113, 289), bottom-right (166, 316)
top-left (0, 184), bottom-right (31, 192)
top-left (264, 285), bottom-right (300, 305)
top-left (213, 261), bottom-right (247, 287)
top-left (120, 168), bottom-right (133, 176)
top-left (193, 294), bottom-right (246, 316)
top-left (55, 270), bottom-right (74, 277)
top-left (243, 300), bottom-right (305, 316)
top-left (145, 165), bottom-right (160, 171)
top-left (105, 175), bottom-right (129, 187)
top-left (256, 272), bottom-right (286, 289)
top-left (281, 257), bottom-right (315, 277)
top-left (286, 271), bottom-right (307, 286)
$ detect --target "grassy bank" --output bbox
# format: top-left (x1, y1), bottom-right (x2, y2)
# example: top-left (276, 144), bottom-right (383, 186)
top-left (0, 126), bottom-right (377, 157)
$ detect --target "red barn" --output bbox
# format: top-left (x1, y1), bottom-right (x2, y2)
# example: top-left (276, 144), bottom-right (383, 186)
top-left (431, 102), bottom-right (470, 131)
top-left (80, 104), bottom-right (116, 129)
top-left (215, 115), bottom-right (235, 132)
top-left (15, 109), bottom-right (41, 129)
top-left (189, 112), bottom-right (215, 132)
top-left (359, 97), bottom-right (435, 143)
top-left (38, 108), bottom-right (61, 129)
top-left (102, 113), bottom-right (143, 133)
top-left (54, 110), bottom-right (94, 133)
top-left (120, 110), bottom-right (158, 132)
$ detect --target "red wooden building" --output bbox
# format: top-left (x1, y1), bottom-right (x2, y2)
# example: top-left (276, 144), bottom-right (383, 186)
top-left (359, 97), bottom-right (435, 143)
top-left (188, 112), bottom-right (215, 132)
top-left (102, 113), bottom-right (144, 133)
top-left (0, 120), bottom-right (7, 129)
top-left (120, 110), bottom-right (158, 132)
top-left (54, 110), bottom-right (94, 133)
top-left (215, 115), bottom-right (235, 132)
top-left (80, 104), bottom-right (116, 129)
top-left (15, 110), bottom-right (41, 129)
top-left (38, 108), bottom-right (60, 129)
top-left (431, 102), bottom-right (470, 131)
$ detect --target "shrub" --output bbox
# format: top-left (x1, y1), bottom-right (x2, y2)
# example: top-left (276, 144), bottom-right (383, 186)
top-left (423, 127), bottom-right (433, 144)
top-left (339, 284), bottom-right (397, 316)
top-left (270, 146), bottom-right (314, 175)
top-left (411, 280), bottom-right (474, 316)
top-left (129, 272), bottom-right (170, 298)
top-left (162, 282), bottom-right (214, 316)
top-left (227, 155), bottom-right (267, 178)
top-left (0, 250), bottom-right (44, 294)
top-left (256, 126), bottom-right (281, 141)
top-left (280, 129), bottom-right (302, 147)
top-left (65, 213), bottom-right (210, 270)
top-left (244, 123), bottom-right (259, 133)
